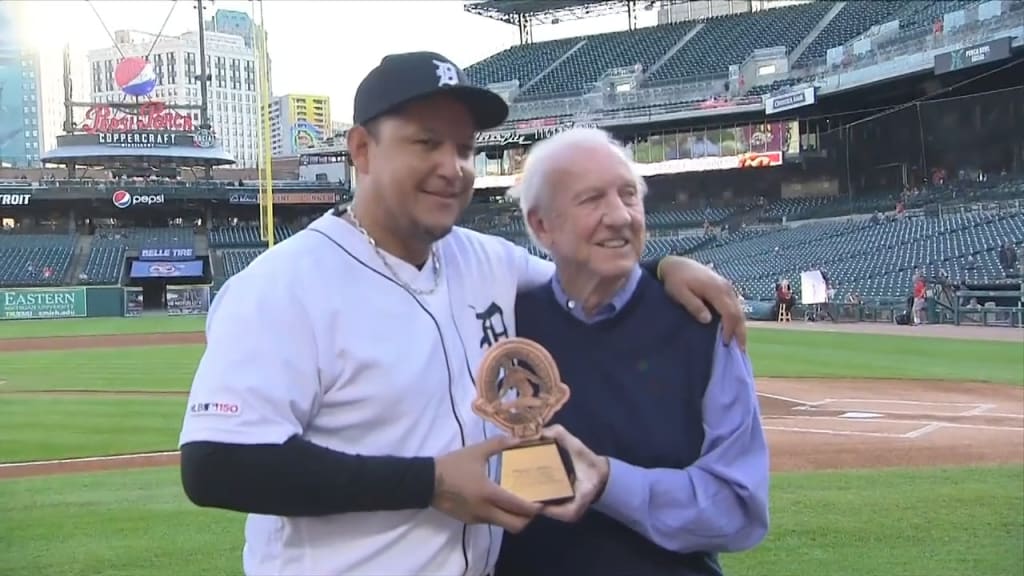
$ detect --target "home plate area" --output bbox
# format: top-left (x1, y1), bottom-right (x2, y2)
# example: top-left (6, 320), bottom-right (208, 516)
top-left (755, 378), bottom-right (1024, 471)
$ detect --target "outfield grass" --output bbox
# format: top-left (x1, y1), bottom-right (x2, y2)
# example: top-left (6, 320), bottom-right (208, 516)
top-left (0, 345), bottom-right (201, 392)
top-left (0, 316), bottom-right (205, 339)
top-left (0, 465), bottom-right (1019, 576)
top-left (0, 396), bottom-right (186, 463)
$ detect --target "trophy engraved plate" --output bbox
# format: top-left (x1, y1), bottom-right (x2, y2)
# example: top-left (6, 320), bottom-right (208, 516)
top-left (473, 338), bottom-right (576, 504)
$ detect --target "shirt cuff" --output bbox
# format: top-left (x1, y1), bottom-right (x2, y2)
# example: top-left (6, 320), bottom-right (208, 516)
top-left (593, 457), bottom-right (646, 518)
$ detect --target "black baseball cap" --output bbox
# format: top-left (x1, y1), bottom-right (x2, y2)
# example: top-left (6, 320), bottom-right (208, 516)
top-left (353, 51), bottom-right (509, 131)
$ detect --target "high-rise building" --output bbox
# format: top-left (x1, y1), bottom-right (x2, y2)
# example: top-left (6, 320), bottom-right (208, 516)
top-left (38, 47), bottom-right (90, 158)
top-left (87, 30), bottom-right (262, 167)
top-left (269, 94), bottom-right (331, 157)
top-left (0, 3), bottom-right (43, 168)
top-left (205, 9), bottom-right (271, 96)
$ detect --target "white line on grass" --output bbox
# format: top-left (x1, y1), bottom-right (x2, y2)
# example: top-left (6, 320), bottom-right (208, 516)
top-left (0, 450), bottom-right (180, 469)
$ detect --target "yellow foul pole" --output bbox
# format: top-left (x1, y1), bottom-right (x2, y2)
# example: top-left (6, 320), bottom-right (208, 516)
top-left (257, 0), bottom-right (275, 248)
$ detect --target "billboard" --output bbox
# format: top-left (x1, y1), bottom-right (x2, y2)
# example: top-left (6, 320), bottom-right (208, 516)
top-left (0, 288), bottom-right (88, 320)
top-left (0, 4), bottom-right (26, 168)
top-left (934, 36), bottom-right (1012, 75)
top-left (166, 285), bottom-right (211, 316)
top-left (123, 287), bottom-right (144, 317)
top-left (0, 192), bottom-right (31, 206)
top-left (139, 248), bottom-right (195, 261)
top-left (80, 102), bottom-right (194, 134)
top-left (130, 260), bottom-right (204, 278)
top-left (228, 192), bottom-right (340, 205)
top-left (765, 86), bottom-right (816, 115)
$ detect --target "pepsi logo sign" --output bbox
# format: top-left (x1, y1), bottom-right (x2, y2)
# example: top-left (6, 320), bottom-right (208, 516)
top-left (114, 57), bottom-right (157, 98)
top-left (112, 190), bottom-right (165, 208)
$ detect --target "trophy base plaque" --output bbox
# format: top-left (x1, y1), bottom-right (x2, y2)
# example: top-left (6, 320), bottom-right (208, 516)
top-left (500, 438), bottom-right (576, 505)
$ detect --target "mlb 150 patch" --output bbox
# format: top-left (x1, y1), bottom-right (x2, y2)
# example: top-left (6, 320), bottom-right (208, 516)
top-left (189, 402), bottom-right (242, 416)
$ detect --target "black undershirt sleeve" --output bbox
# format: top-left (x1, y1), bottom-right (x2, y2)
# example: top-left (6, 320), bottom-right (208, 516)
top-left (180, 435), bottom-right (436, 517)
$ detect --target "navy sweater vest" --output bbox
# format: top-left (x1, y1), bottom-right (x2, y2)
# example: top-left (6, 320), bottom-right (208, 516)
top-left (495, 270), bottom-right (723, 576)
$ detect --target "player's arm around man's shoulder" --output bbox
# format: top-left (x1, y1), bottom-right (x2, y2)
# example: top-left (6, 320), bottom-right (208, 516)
top-left (488, 233), bottom-right (748, 349)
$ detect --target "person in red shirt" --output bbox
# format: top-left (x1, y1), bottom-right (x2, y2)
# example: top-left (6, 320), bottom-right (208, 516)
top-left (912, 275), bottom-right (927, 325)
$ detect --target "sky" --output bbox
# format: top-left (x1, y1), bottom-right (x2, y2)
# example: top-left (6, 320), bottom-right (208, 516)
top-left (12, 0), bottom-right (666, 124)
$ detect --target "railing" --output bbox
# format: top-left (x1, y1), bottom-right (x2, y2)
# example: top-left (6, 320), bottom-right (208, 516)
top-left (792, 4), bottom-right (1023, 91)
top-left (0, 178), bottom-right (341, 189)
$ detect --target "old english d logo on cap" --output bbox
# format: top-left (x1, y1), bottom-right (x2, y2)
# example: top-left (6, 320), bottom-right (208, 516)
top-left (433, 59), bottom-right (460, 87)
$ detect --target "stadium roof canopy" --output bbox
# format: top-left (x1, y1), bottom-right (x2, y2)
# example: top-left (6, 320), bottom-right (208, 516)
top-left (463, 0), bottom-right (631, 24)
top-left (40, 145), bottom-right (237, 168)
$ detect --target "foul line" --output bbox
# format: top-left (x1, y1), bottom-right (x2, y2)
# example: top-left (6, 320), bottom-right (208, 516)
top-left (794, 405), bottom-right (1007, 418)
top-left (758, 392), bottom-right (828, 406)
top-left (821, 398), bottom-right (985, 407)
top-left (768, 414), bottom-right (1024, 432)
top-left (0, 450), bottom-right (180, 469)
top-left (763, 426), bottom-right (908, 438)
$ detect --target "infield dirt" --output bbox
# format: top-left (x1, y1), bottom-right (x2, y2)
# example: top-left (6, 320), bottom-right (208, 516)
top-left (1, 326), bottom-right (1021, 479)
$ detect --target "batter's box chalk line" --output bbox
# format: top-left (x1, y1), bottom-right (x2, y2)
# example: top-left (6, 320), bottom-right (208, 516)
top-left (769, 414), bottom-right (1024, 436)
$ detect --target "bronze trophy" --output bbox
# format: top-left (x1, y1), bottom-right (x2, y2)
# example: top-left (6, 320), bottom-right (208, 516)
top-left (473, 337), bottom-right (576, 504)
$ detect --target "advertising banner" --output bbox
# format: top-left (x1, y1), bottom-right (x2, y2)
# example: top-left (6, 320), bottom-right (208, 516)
top-left (166, 285), bottom-right (210, 316)
top-left (0, 192), bottom-right (31, 206)
top-left (228, 192), bottom-right (340, 205)
top-left (139, 248), bottom-right (195, 261)
top-left (124, 287), bottom-right (144, 317)
top-left (130, 260), bottom-right (204, 278)
top-left (934, 36), bottom-right (1012, 75)
top-left (0, 288), bottom-right (88, 320)
top-left (765, 86), bottom-right (816, 115)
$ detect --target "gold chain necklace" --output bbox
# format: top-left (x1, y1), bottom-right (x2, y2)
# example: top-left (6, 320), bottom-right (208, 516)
top-left (346, 204), bottom-right (441, 296)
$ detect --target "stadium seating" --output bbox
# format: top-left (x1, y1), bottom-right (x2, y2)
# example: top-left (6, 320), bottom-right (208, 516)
top-left (464, 0), bottom-right (978, 102)
top-left (794, 1), bottom-right (904, 67)
top-left (209, 224), bottom-right (294, 248)
top-left (221, 248), bottom-right (264, 278)
top-left (689, 211), bottom-right (1024, 301)
top-left (0, 234), bottom-right (76, 287)
top-left (889, 0), bottom-right (979, 33)
top-left (79, 239), bottom-right (126, 285)
top-left (93, 227), bottom-right (197, 250)
top-left (466, 38), bottom-right (582, 90)
top-left (759, 197), bottom-right (841, 222)
top-left (520, 22), bottom-right (696, 99)
top-left (646, 206), bottom-right (733, 228)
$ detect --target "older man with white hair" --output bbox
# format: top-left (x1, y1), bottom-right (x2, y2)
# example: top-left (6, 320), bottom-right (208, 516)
top-left (495, 128), bottom-right (770, 576)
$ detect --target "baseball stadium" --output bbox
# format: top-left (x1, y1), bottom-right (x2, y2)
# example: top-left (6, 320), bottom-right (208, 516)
top-left (2, 0), bottom-right (1023, 574)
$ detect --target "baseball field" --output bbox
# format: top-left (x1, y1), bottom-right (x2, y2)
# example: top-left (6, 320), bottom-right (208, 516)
top-left (0, 317), bottom-right (1021, 576)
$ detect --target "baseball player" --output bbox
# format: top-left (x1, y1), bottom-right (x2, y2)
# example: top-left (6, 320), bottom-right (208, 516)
top-left (178, 51), bottom-right (747, 576)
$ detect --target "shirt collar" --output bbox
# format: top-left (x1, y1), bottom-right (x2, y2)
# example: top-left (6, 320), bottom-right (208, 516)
top-left (551, 265), bottom-right (642, 324)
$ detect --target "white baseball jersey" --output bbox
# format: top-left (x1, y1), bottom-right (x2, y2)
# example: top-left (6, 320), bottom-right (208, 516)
top-left (179, 210), bottom-right (554, 576)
